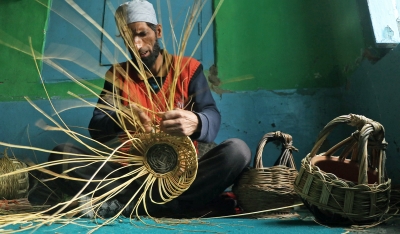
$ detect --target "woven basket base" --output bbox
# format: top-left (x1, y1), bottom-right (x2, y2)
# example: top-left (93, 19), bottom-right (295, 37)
top-left (300, 198), bottom-right (385, 226)
top-left (295, 153), bottom-right (391, 225)
top-left (234, 187), bottom-right (300, 218)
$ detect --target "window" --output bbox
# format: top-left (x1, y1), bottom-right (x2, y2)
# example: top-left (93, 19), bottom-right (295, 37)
top-left (367, 0), bottom-right (400, 48)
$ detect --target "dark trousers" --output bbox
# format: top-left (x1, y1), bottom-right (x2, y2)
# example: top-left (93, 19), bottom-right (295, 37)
top-left (48, 138), bottom-right (251, 213)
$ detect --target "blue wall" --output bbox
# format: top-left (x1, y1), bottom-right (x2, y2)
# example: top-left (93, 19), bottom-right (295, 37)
top-left (0, 99), bottom-right (94, 163)
top-left (0, 88), bottom-right (348, 172)
top-left (214, 88), bottom-right (350, 167)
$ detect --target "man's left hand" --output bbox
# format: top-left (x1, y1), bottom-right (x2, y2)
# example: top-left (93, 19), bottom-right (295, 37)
top-left (158, 109), bottom-right (199, 136)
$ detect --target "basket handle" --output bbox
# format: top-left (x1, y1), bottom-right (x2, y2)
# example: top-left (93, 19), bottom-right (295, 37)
top-left (309, 114), bottom-right (387, 185)
top-left (253, 131), bottom-right (298, 169)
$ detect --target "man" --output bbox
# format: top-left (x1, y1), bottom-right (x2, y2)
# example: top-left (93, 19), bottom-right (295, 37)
top-left (48, 0), bottom-right (251, 218)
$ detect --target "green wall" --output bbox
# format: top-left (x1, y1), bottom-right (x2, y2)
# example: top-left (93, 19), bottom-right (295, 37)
top-left (0, 0), bottom-right (48, 101)
top-left (214, 0), bottom-right (367, 91)
top-left (1, 0), bottom-right (371, 100)
top-left (0, 0), bottom-right (103, 102)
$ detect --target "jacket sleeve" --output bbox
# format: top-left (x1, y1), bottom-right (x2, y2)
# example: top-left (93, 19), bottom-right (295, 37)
top-left (188, 64), bottom-right (221, 143)
top-left (88, 72), bottom-right (122, 143)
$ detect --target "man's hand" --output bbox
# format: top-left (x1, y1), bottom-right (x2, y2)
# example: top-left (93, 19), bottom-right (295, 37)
top-left (158, 109), bottom-right (199, 136)
top-left (122, 104), bottom-right (152, 133)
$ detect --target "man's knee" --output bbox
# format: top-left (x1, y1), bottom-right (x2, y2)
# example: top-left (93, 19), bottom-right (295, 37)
top-left (48, 143), bottom-right (82, 174)
top-left (49, 144), bottom-right (63, 160)
top-left (218, 138), bottom-right (251, 167)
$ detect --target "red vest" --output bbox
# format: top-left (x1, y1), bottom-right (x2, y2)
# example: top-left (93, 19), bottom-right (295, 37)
top-left (114, 56), bottom-right (201, 151)
top-left (118, 56), bottom-right (200, 118)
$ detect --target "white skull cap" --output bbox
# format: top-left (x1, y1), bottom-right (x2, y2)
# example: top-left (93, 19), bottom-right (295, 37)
top-left (116, 0), bottom-right (158, 25)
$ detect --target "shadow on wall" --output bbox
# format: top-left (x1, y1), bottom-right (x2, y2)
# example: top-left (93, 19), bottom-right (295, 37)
top-left (344, 44), bottom-right (400, 185)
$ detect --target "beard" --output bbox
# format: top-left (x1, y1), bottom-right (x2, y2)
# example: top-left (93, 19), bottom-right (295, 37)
top-left (129, 40), bottom-right (161, 69)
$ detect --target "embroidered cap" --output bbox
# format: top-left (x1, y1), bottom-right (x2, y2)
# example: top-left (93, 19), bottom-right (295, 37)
top-left (116, 0), bottom-right (158, 25)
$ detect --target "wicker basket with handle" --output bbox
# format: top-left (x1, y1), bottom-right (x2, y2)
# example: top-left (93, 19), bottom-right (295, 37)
top-left (233, 131), bottom-right (299, 216)
top-left (294, 114), bottom-right (391, 225)
top-left (0, 149), bottom-right (29, 199)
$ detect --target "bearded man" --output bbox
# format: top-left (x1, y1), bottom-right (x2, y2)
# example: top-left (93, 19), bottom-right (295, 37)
top-left (48, 0), bottom-right (251, 218)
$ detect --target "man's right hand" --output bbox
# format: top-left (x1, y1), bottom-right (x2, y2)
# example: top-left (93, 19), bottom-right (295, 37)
top-left (122, 104), bottom-right (152, 133)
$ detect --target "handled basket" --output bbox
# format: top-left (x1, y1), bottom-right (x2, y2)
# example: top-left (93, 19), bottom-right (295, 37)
top-left (294, 114), bottom-right (391, 225)
top-left (233, 131), bottom-right (298, 216)
top-left (0, 149), bottom-right (29, 199)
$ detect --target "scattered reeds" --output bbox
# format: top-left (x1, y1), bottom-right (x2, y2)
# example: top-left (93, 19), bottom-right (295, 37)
top-left (0, 0), bottom-right (226, 233)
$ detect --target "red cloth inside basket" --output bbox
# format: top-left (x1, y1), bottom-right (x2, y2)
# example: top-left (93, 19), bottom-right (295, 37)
top-left (311, 155), bottom-right (379, 184)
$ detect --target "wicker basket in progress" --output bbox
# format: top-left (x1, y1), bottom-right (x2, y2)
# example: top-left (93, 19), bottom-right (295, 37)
top-left (233, 131), bottom-right (299, 216)
top-left (294, 114), bottom-right (391, 225)
top-left (0, 149), bottom-right (29, 199)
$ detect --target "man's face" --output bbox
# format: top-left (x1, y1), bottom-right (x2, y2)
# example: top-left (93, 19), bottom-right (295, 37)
top-left (127, 22), bottom-right (162, 68)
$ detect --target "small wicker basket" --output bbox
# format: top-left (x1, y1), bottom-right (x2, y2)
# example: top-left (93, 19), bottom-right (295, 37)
top-left (294, 114), bottom-right (391, 225)
top-left (233, 131), bottom-right (299, 216)
top-left (0, 149), bottom-right (29, 199)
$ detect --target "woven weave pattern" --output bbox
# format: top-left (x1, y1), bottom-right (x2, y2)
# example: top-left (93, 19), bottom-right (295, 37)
top-left (139, 132), bottom-right (197, 179)
top-left (126, 132), bottom-right (198, 204)
top-left (233, 131), bottom-right (298, 216)
top-left (0, 150), bottom-right (29, 199)
top-left (294, 114), bottom-right (391, 224)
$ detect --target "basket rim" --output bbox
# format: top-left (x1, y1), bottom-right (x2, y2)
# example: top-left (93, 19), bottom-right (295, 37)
top-left (297, 153), bottom-right (391, 189)
top-left (305, 114), bottom-right (387, 185)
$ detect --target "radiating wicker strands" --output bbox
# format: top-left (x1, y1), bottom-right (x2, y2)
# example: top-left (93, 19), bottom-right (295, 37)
top-left (233, 131), bottom-right (299, 217)
top-left (294, 114), bottom-right (391, 224)
top-left (0, 0), bottom-right (220, 233)
top-left (0, 150), bottom-right (29, 199)
top-left (138, 132), bottom-right (198, 204)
